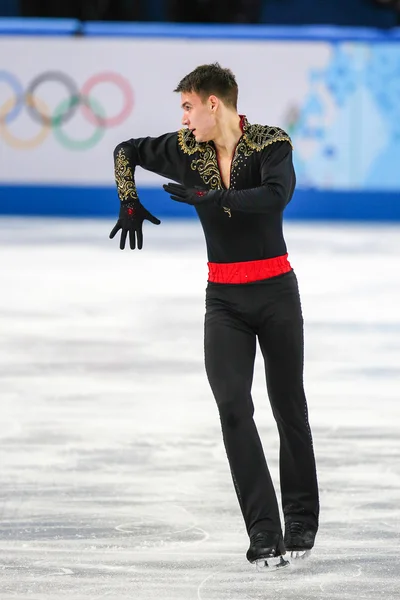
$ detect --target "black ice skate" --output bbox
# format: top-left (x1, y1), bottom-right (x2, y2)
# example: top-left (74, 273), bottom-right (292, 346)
top-left (246, 531), bottom-right (289, 571)
top-left (284, 520), bottom-right (317, 560)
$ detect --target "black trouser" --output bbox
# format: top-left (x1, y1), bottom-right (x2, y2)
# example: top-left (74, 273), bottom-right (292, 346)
top-left (204, 270), bottom-right (319, 537)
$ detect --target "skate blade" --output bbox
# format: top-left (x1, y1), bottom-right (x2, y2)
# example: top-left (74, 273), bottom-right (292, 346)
top-left (289, 549), bottom-right (311, 561)
top-left (255, 555), bottom-right (290, 571)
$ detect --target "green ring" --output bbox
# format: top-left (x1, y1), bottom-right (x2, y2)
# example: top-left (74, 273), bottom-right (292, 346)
top-left (53, 96), bottom-right (105, 150)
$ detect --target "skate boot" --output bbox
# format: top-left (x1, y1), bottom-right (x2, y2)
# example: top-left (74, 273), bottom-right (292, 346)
top-left (284, 520), bottom-right (317, 560)
top-left (246, 531), bottom-right (289, 571)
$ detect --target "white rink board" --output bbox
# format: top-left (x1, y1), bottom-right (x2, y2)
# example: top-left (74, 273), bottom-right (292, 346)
top-left (0, 36), bottom-right (331, 184)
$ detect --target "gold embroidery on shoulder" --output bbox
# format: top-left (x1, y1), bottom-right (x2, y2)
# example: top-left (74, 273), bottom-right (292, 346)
top-left (243, 124), bottom-right (293, 152)
top-left (114, 148), bottom-right (138, 203)
top-left (177, 128), bottom-right (203, 155)
top-left (191, 144), bottom-right (223, 190)
top-left (229, 121), bottom-right (293, 189)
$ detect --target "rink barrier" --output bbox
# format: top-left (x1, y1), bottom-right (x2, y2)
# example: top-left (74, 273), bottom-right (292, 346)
top-left (81, 22), bottom-right (400, 41)
top-left (0, 18), bottom-right (79, 35)
top-left (1, 19), bottom-right (400, 40)
top-left (0, 185), bottom-right (399, 221)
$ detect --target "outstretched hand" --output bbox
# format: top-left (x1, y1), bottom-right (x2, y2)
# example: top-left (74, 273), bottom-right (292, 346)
top-left (109, 202), bottom-right (161, 250)
top-left (163, 183), bottom-right (211, 206)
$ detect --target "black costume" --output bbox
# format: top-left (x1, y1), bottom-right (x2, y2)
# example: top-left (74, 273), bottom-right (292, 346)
top-left (112, 116), bottom-right (319, 551)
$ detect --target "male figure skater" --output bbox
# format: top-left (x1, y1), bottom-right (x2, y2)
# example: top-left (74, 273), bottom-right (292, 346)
top-left (110, 63), bottom-right (319, 568)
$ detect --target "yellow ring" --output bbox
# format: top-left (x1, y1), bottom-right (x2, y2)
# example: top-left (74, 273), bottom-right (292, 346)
top-left (0, 95), bottom-right (51, 149)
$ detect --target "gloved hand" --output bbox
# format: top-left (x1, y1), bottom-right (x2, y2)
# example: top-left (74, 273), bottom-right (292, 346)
top-left (163, 182), bottom-right (212, 206)
top-left (109, 201), bottom-right (161, 250)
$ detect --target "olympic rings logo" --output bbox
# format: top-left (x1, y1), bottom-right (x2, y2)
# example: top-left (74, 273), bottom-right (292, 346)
top-left (0, 70), bottom-right (134, 150)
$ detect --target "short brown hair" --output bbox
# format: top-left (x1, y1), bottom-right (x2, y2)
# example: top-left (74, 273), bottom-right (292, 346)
top-left (174, 62), bottom-right (238, 109)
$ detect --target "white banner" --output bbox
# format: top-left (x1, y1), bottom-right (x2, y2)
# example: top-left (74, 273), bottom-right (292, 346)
top-left (1, 36), bottom-right (399, 190)
top-left (0, 36), bottom-right (330, 185)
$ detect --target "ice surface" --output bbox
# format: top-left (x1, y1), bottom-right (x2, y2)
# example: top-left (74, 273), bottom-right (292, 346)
top-left (1, 218), bottom-right (399, 599)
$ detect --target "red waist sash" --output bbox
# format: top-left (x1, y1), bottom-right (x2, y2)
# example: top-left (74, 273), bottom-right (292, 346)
top-left (207, 254), bottom-right (292, 284)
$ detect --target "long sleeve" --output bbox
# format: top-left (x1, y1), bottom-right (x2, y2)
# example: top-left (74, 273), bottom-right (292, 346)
top-left (113, 132), bottom-right (182, 204)
top-left (209, 141), bottom-right (295, 214)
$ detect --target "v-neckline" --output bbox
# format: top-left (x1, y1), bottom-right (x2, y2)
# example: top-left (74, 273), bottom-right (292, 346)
top-left (212, 115), bottom-right (247, 190)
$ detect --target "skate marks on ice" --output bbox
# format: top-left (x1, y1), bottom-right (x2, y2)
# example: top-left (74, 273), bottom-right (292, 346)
top-left (197, 549), bottom-right (400, 600)
top-left (115, 504), bottom-right (210, 549)
top-left (1, 518), bottom-right (214, 600)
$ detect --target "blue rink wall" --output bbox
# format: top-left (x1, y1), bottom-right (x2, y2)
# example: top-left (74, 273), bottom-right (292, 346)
top-left (1, 185), bottom-right (400, 222)
top-left (1, 20), bottom-right (400, 221)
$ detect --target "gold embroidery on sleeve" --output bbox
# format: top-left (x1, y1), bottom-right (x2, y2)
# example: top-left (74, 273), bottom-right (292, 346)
top-left (114, 148), bottom-right (138, 203)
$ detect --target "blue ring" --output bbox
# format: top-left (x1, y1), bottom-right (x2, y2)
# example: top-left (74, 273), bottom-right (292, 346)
top-left (0, 71), bottom-right (24, 123)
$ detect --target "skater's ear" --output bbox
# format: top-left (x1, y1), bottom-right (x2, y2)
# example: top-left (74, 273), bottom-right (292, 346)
top-left (208, 95), bottom-right (219, 113)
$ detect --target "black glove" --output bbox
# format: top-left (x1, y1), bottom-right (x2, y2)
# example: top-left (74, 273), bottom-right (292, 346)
top-left (109, 201), bottom-right (161, 250)
top-left (163, 182), bottom-right (212, 206)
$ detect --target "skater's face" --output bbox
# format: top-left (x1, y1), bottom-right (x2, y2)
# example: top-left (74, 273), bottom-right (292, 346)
top-left (180, 91), bottom-right (218, 143)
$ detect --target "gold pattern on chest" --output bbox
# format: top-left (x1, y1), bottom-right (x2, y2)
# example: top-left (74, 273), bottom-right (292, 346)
top-left (229, 139), bottom-right (252, 189)
top-left (177, 122), bottom-right (292, 219)
top-left (177, 128), bottom-right (200, 156)
top-left (191, 145), bottom-right (223, 191)
top-left (178, 128), bottom-right (222, 191)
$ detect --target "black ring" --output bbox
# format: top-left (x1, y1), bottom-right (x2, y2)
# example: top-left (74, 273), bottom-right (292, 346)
top-left (26, 71), bottom-right (81, 127)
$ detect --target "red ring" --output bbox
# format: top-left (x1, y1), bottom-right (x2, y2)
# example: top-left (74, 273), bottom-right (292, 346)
top-left (81, 72), bottom-right (134, 128)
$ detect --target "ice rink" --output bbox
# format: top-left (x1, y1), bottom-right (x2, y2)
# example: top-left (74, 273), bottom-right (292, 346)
top-left (1, 217), bottom-right (400, 600)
